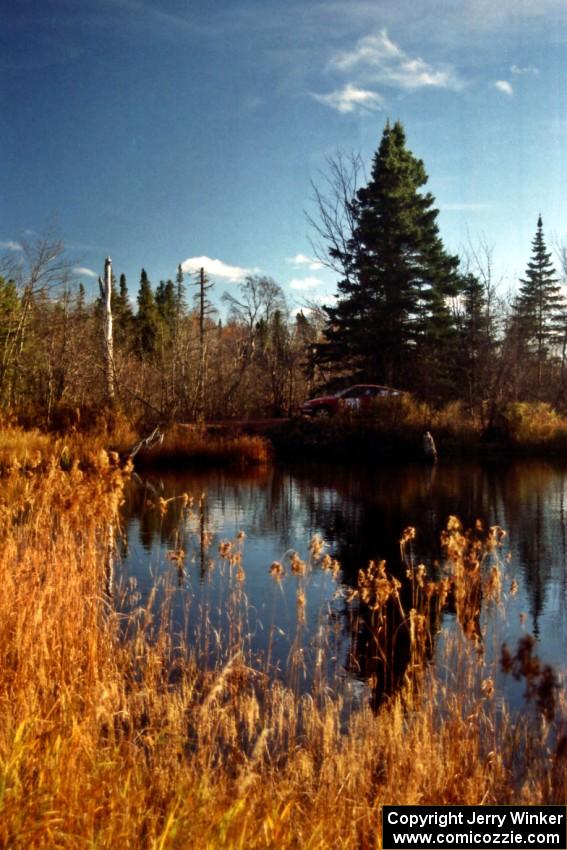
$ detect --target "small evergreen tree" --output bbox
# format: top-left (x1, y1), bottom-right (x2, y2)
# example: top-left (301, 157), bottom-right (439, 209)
top-left (155, 279), bottom-right (177, 349)
top-left (114, 273), bottom-right (133, 345)
top-left (136, 269), bottom-right (160, 355)
top-left (515, 216), bottom-right (564, 391)
top-left (156, 280), bottom-right (176, 323)
top-left (175, 264), bottom-right (186, 316)
top-left (456, 273), bottom-right (496, 415)
top-left (0, 276), bottom-right (21, 403)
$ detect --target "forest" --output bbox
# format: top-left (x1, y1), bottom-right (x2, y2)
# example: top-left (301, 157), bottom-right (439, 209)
top-left (1, 121), bottom-right (567, 440)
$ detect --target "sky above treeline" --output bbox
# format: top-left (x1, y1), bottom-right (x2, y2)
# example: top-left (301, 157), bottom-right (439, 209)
top-left (3, 0), bottom-right (567, 309)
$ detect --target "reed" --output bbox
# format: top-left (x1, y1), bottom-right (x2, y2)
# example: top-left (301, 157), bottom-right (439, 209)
top-left (0, 420), bottom-right (270, 476)
top-left (135, 424), bottom-right (270, 468)
top-left (0, 451), bottom-right (564, 850)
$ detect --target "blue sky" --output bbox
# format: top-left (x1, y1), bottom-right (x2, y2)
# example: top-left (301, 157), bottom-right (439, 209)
top-left (3, 0), bottom-right (567, 309)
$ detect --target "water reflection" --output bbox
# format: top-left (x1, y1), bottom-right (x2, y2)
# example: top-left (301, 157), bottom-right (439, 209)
top-left (118, 459), bottom-right (567, 701)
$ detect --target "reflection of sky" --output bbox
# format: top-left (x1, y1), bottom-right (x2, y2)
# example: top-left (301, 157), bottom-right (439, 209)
top-left (120, 460), bottom-right (567, 703)
top-left (496, 473), bottom-right (567, 675)
top-left (119, 473), bottom-right (344, 687)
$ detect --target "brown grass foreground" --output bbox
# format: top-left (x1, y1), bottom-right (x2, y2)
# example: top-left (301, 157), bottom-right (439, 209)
top-left (0, 455), bottom-right (565, 850)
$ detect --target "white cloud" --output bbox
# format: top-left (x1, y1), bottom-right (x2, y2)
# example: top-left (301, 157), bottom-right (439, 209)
top-left (289, 276), bottom-right (322, 290)
top-left (286, 253), bottom-right (324, 271)
top-left (0, 240), bottom-right (22, 251)
top-left (328, 30), bottom-right (462, 91)
top-left (181, 256), bottom-right (252, 282)
top-left (494, 80), bottom-right (513, 95)
top-left (510, 64), bottom-right (540, 76)
top-left (73, 266), bottom-right (97, 278)
top-left (312, 83), bottom-right (384, 113)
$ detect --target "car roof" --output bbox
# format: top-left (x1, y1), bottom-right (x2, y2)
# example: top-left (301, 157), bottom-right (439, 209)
top-left (345, 383), bottom-right (400, 390)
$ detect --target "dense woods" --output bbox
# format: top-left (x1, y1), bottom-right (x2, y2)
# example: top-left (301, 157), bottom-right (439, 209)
top-left (3, 121), bottom-right (567, 428)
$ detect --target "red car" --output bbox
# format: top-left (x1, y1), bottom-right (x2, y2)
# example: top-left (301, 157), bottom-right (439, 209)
top-left (301, 384), bottom-right (402, 418)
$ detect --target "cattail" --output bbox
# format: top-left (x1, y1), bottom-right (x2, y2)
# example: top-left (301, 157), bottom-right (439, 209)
top-left (269, 561), bottom-right (284, 580)
top-left (309, 534), bottom-right (324, 559)
top-left (218, 540), bottom-right (232, 558)
top-left (290, 553), bottom-right (306, 574)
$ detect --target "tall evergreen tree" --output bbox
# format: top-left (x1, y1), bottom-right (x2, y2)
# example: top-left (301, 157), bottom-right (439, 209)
top-left (515, 216), bottom-right (564, 390)
top-left (318, 121), bottom-right (462, 397)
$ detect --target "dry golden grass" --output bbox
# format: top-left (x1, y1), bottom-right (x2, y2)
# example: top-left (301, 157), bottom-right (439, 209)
top-left (136, 423), bottom-right (271, 468)
top-left (0, 419), bottom-right (269, 476)
top-left (0, 426), bottom-right (56, 472)
top-left (0, 450), bottom-right (564, 850)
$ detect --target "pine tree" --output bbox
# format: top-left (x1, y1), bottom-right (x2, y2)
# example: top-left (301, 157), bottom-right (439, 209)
top-left (155, 279), bottom-right (176, 339)
top-left (114, 273), bottom-right (133, 345)
top-left (319, 121), bottom-right (462, 397)
top-left (76, 282), bottom-right (86, 316)
top-left (456, 273), bottom-right (496, 414)
top-left (0, 276), bottom-right (20, 403)
top-left (136, 269), bottom-right (160, 355)
top-left (515, 216), bottom-right (564, 391)
top-left (175, 264), bottom-right (186, 316)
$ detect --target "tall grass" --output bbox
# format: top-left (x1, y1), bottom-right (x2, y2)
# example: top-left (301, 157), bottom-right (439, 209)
top-left (0, 421), bottom-right (270, 475)
top-left (0, 453), bottom-right (565, 850)
top-left (135, 424), bottom-right (270, 468)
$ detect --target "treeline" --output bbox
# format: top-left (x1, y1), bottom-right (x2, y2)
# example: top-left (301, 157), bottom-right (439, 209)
top-left (0, 243), bottom-right (321, 423)
top-left (3, 120), bottom-right (567, 428)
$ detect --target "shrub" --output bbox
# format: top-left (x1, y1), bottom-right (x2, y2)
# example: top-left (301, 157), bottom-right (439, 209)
top-left (505, 402), bottom-right (567, 448)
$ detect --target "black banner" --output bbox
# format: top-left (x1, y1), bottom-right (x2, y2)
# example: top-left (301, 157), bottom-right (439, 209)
top-left (382, 806), bottom-right (566, 849)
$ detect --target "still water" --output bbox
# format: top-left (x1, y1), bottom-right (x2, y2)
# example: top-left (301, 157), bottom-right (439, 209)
top-left (118, 459), bottom-right (567, 702)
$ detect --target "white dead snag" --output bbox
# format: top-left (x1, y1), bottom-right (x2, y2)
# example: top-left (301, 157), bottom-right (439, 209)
top-left (194, 266), bottom-right (213, 422)
top-left (98, 257), bottom-right (115, 406)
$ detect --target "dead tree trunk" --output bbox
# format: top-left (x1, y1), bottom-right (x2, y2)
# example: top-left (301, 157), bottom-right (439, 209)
top-left (98, 257), bottom-right (115, 406)
top-left (194, 267), bottom-right (213, 422)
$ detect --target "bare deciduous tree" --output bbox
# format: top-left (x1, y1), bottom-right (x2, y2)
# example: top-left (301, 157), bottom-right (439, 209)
top-left (305, 150), bottom-right (365, 282)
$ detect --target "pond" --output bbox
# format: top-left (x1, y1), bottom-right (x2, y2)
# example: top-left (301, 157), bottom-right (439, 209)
top-left (117, 459), bottom-right (567, 707)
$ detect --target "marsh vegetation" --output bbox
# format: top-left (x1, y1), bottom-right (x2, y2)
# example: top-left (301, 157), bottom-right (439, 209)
top-left (0, 436), bottom-right (565, 850)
